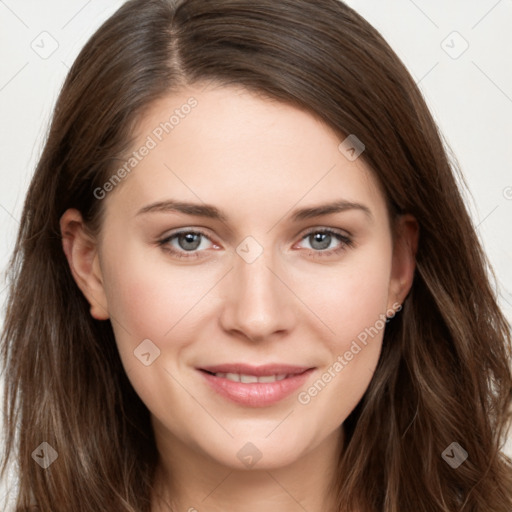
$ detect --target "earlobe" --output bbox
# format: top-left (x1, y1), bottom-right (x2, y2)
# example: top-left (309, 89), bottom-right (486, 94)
top-left (59, 208), bottom-right (110, 320)
top-left (388, 214), bottom-right (419, 309)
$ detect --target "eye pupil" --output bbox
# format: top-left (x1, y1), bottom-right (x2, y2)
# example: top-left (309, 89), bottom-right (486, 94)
top-left (310, 232), bottom-right (331, 250)
top-left (178, 232), bottom-right (202, 251)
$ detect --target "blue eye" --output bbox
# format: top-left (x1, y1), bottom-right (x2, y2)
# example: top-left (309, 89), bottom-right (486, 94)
top-left (158, 227), bottom-right (353, 260)
top-left (297, 228), bottom-right (353, 257)
top-left (158, 229), bottom-right (215, 259)
top-left (172, 232), bottom-right (205, 251)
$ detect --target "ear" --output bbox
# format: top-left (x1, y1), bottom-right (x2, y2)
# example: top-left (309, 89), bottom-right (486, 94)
top-left (59, 208), bottom-right (110, 320)
top-left (387, 213), bottom-right (419, 311)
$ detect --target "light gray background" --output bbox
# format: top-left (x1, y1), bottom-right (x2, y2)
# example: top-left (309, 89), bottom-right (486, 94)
top-left (1, 0), bottom-right (511, 507)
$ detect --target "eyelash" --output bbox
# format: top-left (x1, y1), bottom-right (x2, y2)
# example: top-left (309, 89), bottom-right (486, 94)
top-left (158, 228), bottom-right (215, 260)
top-left (299, 228), bottom-right (354, 258)
top-left (157, 228), bottom-right (354, 260)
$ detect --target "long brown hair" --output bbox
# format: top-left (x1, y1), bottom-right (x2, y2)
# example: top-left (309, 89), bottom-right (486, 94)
top-left (2, 0), bottom-right (511, 510)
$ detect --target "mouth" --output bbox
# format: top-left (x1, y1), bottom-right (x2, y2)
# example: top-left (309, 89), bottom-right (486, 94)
top-left (197, 364), bottom-right (315, 407)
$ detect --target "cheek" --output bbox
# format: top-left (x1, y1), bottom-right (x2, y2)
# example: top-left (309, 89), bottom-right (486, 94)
top-left (293, 238), bottom-right (391, 417)
top-left (291, 235), bottom-right (392, 344)
top-left (99, 243), bottom-right (217, 424)
top-left (101, 236), bottom-right (220, 337)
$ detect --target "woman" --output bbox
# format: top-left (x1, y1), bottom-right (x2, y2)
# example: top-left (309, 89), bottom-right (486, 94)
top-left (2, 0), bottom-right (511, 510)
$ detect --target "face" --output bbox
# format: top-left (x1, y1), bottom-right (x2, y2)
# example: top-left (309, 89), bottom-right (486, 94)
top-left (61, 83), bottom-right (416, 473)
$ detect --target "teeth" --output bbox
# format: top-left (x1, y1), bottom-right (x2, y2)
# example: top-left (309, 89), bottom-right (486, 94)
top-left (214, 373), bottom-right (289, 383)
top-left (240, 374), bottom-right (258, 383)
top-left (258, 375), bottom-right (278, 383)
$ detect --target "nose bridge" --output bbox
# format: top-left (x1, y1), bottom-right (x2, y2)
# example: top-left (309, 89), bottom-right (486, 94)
top-left (219, 236), bottom-right (295, 341)
top-left (238, 249), bottom-right (277, 302)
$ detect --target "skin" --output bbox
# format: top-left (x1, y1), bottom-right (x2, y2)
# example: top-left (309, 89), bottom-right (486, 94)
top-left (60, 83), bottom-right (418, 512)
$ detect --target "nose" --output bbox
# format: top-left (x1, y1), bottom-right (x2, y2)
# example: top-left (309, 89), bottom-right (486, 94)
top-left (218, 245), bottom-right (297, 343)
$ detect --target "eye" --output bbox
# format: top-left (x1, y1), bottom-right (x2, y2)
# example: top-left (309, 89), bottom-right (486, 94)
top-left (158, 227), bottom-right (353, 261)
top-left (158, 229), bottom-right (217, 259)
top-left (296, 228), bottom-right (353, 257)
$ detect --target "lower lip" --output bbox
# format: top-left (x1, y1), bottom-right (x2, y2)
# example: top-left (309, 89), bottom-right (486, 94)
top-left (199, 369), bottom-right (314, 407)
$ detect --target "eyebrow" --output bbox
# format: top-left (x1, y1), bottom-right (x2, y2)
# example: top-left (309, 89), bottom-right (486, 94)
top-left (291, 200), bottom-right (373, 222)
top-left (136, 199), bottom-right (373, 223)
top-left (136, 200), bottom-right (229, 222)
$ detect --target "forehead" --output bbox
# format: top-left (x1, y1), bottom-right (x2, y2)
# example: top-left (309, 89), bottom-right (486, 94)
top-left (105, 84), bottom-right (387, 225)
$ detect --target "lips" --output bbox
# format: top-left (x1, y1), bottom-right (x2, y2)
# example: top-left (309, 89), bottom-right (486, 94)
top-left (197, 363), bottom-right (314, 407)
top-left (200, 363), bottom-right (310, 377)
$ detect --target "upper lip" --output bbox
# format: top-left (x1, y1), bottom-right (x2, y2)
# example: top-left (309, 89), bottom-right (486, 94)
top-left (199, 364), bottom-right (313, 376)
